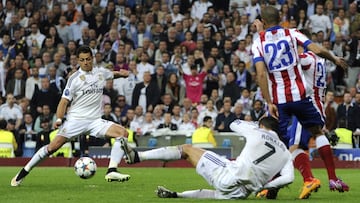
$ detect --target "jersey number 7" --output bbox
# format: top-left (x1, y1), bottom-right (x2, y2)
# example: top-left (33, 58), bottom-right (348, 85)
top-left (253, 142), bottom-right (276, 164)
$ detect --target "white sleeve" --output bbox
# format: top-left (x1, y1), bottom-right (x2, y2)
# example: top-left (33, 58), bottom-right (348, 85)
top-left (229, 119), bottom-right (259, 138)
top-left (263, 158), bottom-right (294, 189)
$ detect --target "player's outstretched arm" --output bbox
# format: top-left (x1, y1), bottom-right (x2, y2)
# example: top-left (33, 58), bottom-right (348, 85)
top-left (54, 98), bottom-right (69, 128)
top-left (263, 158), bottom-right (294, 189)
top-left (255, 61), bottom-right (279, 118)
top-left (307, 43), bottom-right (348, 70)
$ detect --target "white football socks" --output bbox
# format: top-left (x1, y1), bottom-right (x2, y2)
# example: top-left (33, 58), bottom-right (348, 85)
top-left (24, 145), bottom-right (49, 172)
top-left (139, 146), bottom-right (182, 161)
top-left (178, 189), bottom-right (216, 199)
top-left (108, 138), bottom-right (125, 169)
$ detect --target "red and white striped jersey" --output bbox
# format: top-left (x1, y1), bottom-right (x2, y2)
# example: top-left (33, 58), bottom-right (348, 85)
top-left (252, 26), bottom-right (313, 104)
top-left (299, 51), bottom-right (326, 116)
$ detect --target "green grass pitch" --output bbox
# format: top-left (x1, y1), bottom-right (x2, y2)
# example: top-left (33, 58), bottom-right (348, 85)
top-left (0, 167), bottom-right (357, 203)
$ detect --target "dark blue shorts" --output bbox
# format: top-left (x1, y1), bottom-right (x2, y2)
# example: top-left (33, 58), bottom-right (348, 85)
top-left (277, 97), bottom-right (324, 145)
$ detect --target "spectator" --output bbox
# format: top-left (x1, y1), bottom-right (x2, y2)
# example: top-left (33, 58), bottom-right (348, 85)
top-left (131, 71), bottom-right (160, 112)
top-left (192, 116), bottom-right (216, 147)
top-left (348, 2), bottom-right (360, 36)
top-left (35, 118), bottom-right (51, 151)
top-left (191, 0), bottom-right (213, 22)
top-left (204, 56), bottom-right (220, 97)
top-left (190, 107), bottom-right (200, 128)
top-left (141, 112), bottom-right (157, 136)
top-left (0, 32), bottom-right (16, 59)
top-left (113, 60), bottom-right (137, 106)
top-left (91, 12), bottom-right (107, 38)
top-left (157, 112), bottom-right (178, 130)
top-left (101, 103), bottom-right (115, 122)
top-left (129, 106), bottom-right (143, 134)
top-left (0, 119), bottom-right (17, 157)
top-left (103, 79), bottom-right (119, 106)
top-left (309, 4), bottom-right (332, 40)
top-left (196, 94), bottom-right (208, 113)
top-left (181, 97), bottom-right (193, 115)
top-left (181, 64), bottom-right (208, 104)
top-left (152, 65), bottom-right (167, 97)
top-left (102, 40), bottom-right (117, 64)
top-left (198, 99), bottom-right (217, 127)
top-left (337, 92), bottom-right (360, 132)
top-left (40, 35), bottom-right (57, 60)
top-left (178, 113), bottom-right (196, 132)
top-left (323, 91), bottom-right (337, 132)
top-left (180, 31), bottom-right (197, 54)
top-left (233, 103), bottom-right (246, 120)
top-left (48, 66), bottom-right (66, 97)
top-left (171, 104), bottom-right (182, 127)
top-left (221, 66), bottom-right (239, 104)
top-left (215, 101), bottom-right (235, 132)
top-left (220, 39), bottom-right (233, 65)
top-left (26, 23), bottom-right (45, 51)
top-left (33, 104), bottom-right (56, 133)
top-left (25, 67), bottom-right (41, 100)
top-left (17, 113), bottom-right (36, 153)
top-left (236, 88), bottom-right (253, 115)
top-left (334, 118), bottom-right (353, 148)
top-left (70, 12), bottom-right (88, 43)
top-left (234, 59), bottom-right (252, 91)
top-left (49, 52), bottom-right (67, 78)
top-left (83, 3), bottom-right (95, 28)
top-left (347, 29), bottom-right (360, 88)
top-left (250, 100), bottom-right (265, 122)
top-left (161, 52), bottom-right (178, 76)
top-left (13, 29), bottom-right (28, 59)
top-left (209, 89), bottom-right (222, 112)
top-left (153, 105), bottom-right (164, 128)
top-left (137, 52), bottom-right (155, 83)
top-left (56, 15), bottom-right (74, 46)
top-left (165, 73), bottom-right (185, 106)
top-left (6, 68), bottom-right (26, 100)
top-left (30, 77), bottom-right (60, 119)
top-left (0, 94), bottom-right (23, 130)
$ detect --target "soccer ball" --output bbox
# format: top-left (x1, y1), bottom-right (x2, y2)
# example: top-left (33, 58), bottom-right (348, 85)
top-left (74, 157), bottom-right (97, 179)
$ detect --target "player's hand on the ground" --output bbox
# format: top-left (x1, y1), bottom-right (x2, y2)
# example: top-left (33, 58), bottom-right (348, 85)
top-left (253, 19), bottom-right (264, 33)
top-left (268, 104), bottom-right (279, 119)
top-left (334, 57), bottom-right (348, 70)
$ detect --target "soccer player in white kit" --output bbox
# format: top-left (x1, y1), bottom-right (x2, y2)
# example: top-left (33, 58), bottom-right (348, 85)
top-left (120, 117), bottom-right (294, 199)
top-left (11, 46), bottom-right (131, 186)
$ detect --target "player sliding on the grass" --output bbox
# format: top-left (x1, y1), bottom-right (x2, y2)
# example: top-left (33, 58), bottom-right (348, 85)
top-left (11, 46), bottom-right (131, 186)
top-left (120, 117), bottom-right (294, 200)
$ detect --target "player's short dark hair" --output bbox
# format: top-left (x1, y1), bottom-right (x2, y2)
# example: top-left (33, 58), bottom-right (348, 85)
top-left (76, 46), bottom-right (92, 57)
top-left (261, 6), bottom-right (280, 25)
top-left (259, 116), bottom-right (279, 134)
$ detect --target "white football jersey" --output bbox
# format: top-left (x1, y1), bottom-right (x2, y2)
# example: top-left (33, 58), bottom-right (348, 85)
top-left (62, 67), bottom-right (113, 120)
top-left (229, 120), bottom-right (293, 191)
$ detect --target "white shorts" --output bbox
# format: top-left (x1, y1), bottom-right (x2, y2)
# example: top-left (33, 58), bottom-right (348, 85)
top-left (57, 118), bottom-right (114, 139)
top-left (196, 151), bottom-right (250, 199)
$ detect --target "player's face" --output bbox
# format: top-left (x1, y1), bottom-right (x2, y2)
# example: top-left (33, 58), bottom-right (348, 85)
top-left (78, 53), bottom-right (93, 72)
